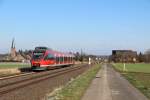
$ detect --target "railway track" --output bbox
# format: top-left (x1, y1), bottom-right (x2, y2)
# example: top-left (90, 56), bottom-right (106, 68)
top-left (0, 65), bottom-right (87, 97)
top-left (0, 72), bottom-right (35, 80)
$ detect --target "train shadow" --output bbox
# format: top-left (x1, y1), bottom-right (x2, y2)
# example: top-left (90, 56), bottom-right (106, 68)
top-left (19, 65), bottom-right (72, 73)
top-left (48, 65), bottom-right (71, 70)
top-left (19, 67), bottom-right (32, 73)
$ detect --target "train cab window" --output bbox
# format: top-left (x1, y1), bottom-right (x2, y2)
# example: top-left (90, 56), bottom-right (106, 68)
top-left (44, 54), bottom-right (54, 60)
top-left (32, 52), bottom-right (45, 60)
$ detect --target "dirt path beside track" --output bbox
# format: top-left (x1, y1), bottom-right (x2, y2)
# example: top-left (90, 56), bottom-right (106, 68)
top-left (82, 64), bottom-right (148, 100)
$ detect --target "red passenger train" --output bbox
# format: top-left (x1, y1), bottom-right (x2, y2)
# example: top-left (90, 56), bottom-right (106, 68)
top-left (31, 47), bottom-right (75, 71)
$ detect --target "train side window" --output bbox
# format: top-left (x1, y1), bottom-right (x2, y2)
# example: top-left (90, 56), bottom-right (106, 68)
top-left (60, 57), bottom-right (63, 62)
top-left (56, 57), bottom-right (59, 63)
top-left (58, 57), bottom-right (60, 63)
top-left (64, 57), bottom-right (66, 62)
top-left (44, 54), bottom-right (54, 60)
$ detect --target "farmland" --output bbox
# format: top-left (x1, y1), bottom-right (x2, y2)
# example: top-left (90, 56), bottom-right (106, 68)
top-left (113, 63), bottom-right (150, 99)
top-left (113, 63), bottom-right (150, 73)
top-left (0, 62), bottom-right (30, 69)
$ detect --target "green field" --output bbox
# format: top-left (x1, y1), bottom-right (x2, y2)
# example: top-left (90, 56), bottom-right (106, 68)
top-left (113, 63), bottom-right (150, 73)
top-left (0, 62), bottom-right (30, 69)
top-left (113, 63), bottom-right (150, 99)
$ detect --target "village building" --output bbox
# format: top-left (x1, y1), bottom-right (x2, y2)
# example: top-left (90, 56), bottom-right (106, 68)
top-left (112, 50), bottom-right (137, 63)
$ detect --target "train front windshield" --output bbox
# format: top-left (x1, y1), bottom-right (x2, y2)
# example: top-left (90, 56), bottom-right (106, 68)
top-left (32, 52), bottom-right (45, 60)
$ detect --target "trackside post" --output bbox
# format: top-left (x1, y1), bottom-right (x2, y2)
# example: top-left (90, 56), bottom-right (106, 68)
top-left (89, 57), bottom-right (91, 65)
top-left (123, 63), bottom-right (126, 71)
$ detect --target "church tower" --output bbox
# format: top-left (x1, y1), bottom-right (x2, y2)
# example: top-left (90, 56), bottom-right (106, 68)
top-left (10, 38), bottom-right (16, 58)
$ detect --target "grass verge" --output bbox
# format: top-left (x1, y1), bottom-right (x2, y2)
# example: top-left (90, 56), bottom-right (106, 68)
top-left (123, 73), bottom-right (150, 99)
top-left (0, 62), bottom-right (30, 69)
top-left (47, 64), bottom-right (101, 100)
top-left (113, 63), bottom-right (150, 99)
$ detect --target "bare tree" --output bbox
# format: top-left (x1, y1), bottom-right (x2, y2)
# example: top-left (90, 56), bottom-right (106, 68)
top-left (138, 52), bottom-right (145, 62)
top-left (144, 49), bottom-right (150, 62)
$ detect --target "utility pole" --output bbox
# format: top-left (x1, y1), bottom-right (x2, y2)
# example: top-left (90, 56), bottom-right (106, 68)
top-left (80, 49), bottom-right (83, 63)
top-left (89, 57), bottom-right (91, 65)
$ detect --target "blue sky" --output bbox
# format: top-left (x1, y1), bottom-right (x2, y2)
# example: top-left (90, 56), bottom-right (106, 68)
top-left (0, 0), bottom-right (150, 55)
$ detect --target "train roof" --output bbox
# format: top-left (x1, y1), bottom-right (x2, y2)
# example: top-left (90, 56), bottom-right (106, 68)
top-left (35, 47), bottom-right (51, 50)
top-left (47, 50), bottom-right (74, 57)
top-left (34, 47), bottom-right (74, 57)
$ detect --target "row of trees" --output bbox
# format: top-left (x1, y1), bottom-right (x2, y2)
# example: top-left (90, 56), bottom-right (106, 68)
top-left (74, 52), bottom-right (88, 62)
top-left (18, 49), bottom-right (32, 60)
top-left (74, 52), bottom-right (97, 62)
top-left (138, 49), bottom-right (150, 63)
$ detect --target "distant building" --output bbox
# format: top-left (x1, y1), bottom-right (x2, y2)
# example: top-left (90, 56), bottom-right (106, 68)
top-left (0, 38), bottom-right (31, 62)
top-left (112, 50), bottom-right (137, 63)
top-left (10, 38), bottom-right (16, 58)
top-left (9, 38), bottom-right (25, 62)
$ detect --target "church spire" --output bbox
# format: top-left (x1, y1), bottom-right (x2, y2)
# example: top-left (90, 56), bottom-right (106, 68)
top-left (11, 38), bottom-right (15, 48)
top-left (10, 38), bottom-right (16, 58)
